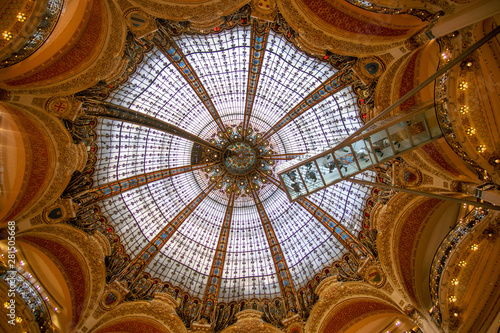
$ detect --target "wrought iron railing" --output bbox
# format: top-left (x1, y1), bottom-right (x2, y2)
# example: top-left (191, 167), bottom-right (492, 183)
top-left (434, 37), bottom-right (485, 179)
top-left (0, 0), bottom-right (64, 68)
top-left (428, 207), bottom-right (488, 325)
top-left (0, 267), bottom-right (54, 332)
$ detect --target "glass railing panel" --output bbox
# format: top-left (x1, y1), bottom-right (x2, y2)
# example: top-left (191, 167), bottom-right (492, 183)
top-left (388, 122), bottom-right (411, 152)
top-left (365, 130), bottom-right (395, 162)
top-left (351, 139), bottom-right (374, 170)
top-left (281, 168), bottom-right (307, 199)
top-left (407, 113), bottom-right (430, 146)
top-left (298, 162), bottom-right (325, 192)
top-left (276, 109), bottom-right (444, 201)
top-left (315, 153), bottom-right (342, 185)
top-left (334, 145), bottom-right (359, 177)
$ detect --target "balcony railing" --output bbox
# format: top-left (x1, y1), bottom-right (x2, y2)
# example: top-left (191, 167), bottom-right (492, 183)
top-left (428, 207), bottom-right (488, 325)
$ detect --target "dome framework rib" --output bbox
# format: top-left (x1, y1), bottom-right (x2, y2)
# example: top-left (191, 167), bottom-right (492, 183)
top-left (242, 21), bottom-right (270, 136)
top-left (201, 190), bottom-right (236, 321)
top-left (123, 173), bottom-right (225, 281)
top-left (77, 162), bottom-right (213, 206)
top-left (72, 9), bottom-right (377, 328)
top-left (154, 27), bottom-right (232, 142)
top-left (257, 69), bottom-right (355, 144)
top-left (248, 182), bottom-right (299, 314)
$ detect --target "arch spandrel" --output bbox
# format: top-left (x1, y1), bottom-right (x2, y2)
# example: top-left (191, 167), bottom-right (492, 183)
top-left (119, 0), bottom-right (248, 28)
top-left (92, 318), bottom-right (172, 333)
top-left (278, 0), bottom-right (428, 57)
top-left (219, 310), bottom-right (283, 333)
top-left (0, 103), bottom-right (56, 224)
top-left (374, 43), bottom-right (439, 113)
top-left (88, 296), bottom-right (188, 333)
top-left (0, 102), bottom-right (85, 224)
top-left (0, 0), bottom-right (127, 96)
top-left (373, 193), bottom-right (464, 312)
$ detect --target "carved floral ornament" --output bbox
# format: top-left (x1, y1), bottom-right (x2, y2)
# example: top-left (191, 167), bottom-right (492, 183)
top-left (368, 193), bottom-right (421, 301)
top-left (220, 310), bottom-right (282, 333)
top-left (89, 297), bottom-right (187, 333)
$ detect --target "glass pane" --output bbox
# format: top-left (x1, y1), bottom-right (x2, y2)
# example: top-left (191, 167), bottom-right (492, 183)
top-left (298, 162), bottom-right (325, 192)
top-left (424, 107), bottom-right (442, 138)
top-left (351, 139), bottom-right (373, 170)
top-left (388, 122), bottom-right (411, 153)
top-left (316, 153), bottom-right (342, 185)
top-left (407, 113), bottom-right (430, 146)
top-left (366, 130), bottom-right (395, 162)
top-left (282, 169), bottom-right (307, 199)
top-left (334, 146), bottom-right (359, 177)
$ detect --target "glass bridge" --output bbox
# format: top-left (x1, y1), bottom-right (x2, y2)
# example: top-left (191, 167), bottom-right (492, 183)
top-left (277, 105), bottom-right (442, 201)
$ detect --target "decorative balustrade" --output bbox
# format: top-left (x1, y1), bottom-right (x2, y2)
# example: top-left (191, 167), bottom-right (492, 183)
top-left (428, 208), bottom-right (488, 325)
top-left (344, 0), bottom-right (441, 21)
top-left (0, 0), bottom-right (64, 68)
top-left (434, 37), bottom-right (486, 179)
top-left (0, 267), bottom-right (54, 332)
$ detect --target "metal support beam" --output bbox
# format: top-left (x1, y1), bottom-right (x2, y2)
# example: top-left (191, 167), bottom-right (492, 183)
top-left (348, 178), bottom-right (500, 211)
top-left (83, 101), bottom-right (222, 151)
top-left (125, 175), bottom-right (224, 277)
top-left (201, 190), bottom-right (236, 322)
top-left (248, 179), bottom-right (298, 313)
top-left (153, 34), bottom-right (231, 141)
top-left (242, 23), bottom-right (270, 134)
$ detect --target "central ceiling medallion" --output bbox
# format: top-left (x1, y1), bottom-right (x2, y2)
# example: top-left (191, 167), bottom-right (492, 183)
top-left (199, 123), bottom-right (276, 198)
top-left (224, 142), bottom-right (257, 175)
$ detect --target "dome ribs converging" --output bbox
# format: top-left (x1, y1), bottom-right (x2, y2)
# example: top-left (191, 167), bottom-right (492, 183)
top-left (295, 198), bottom-right (371, 258)
top-left (257, 69), bottom-right (354, 144)
top-left (153, 31), bottom-right (231, 142)
top-left (242, 22), bottom-right (270, 136)
top-left (124, 174), bottom-right (225, 278)
top-left (82, 13), bottom-right (376, 319)
top-left (201, 190), bottom-right (236, 321)
top-left (248, 180), bottom-right (298, 314)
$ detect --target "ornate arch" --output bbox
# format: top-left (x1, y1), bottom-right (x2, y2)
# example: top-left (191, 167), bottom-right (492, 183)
top-left (119, 0), bottom-right (248, 29)
top-left (17, 224), bottom-right (107, 331)
top-left (373, 193), bottom-right (457, 309)
top-left (305, 279), bottom-right (401, 333)
top-left (0, 102), bottom-right (87, 224)
top-left (88, 294), bottom-right (187, 333)
top-left (278, 0), bottom-right (428, 56)
top-left (0, 0), bottom-right (127, 96)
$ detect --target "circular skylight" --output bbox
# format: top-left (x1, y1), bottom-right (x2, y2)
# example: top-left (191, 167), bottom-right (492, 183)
top-left (93, 22), bottom-right (375, 303)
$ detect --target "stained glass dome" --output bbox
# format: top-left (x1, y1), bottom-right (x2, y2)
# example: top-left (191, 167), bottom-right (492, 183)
top-left (91, 19), bottom-right (376, 306)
